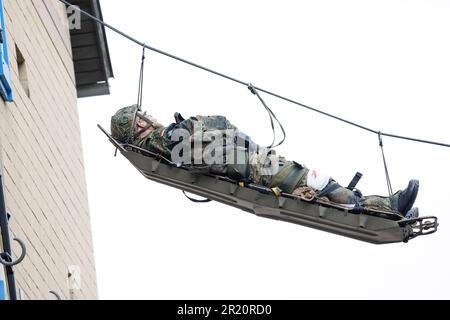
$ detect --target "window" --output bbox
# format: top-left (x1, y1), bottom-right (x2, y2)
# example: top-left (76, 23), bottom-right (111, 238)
top-left (0, 0), bottom-right (13, 102)
top-left (15, 45), bottom-right (29, 97)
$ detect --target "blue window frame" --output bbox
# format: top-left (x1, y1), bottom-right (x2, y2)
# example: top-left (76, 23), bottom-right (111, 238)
top-left (0, 279), bottom-right (6, 300)
top-left (0, 0), bottom-right (13, 102)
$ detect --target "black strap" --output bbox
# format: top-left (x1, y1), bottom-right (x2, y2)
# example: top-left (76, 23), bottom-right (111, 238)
top-left (182, 191), bottom-right (212, 203)
top-left (347, 172), bottom-right (363, 190)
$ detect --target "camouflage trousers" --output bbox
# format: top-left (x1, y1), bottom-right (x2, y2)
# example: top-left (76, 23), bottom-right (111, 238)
top-left (229, 148), bottom-right (396, 212)
top-left (323, 180), bottom-right (394, 211)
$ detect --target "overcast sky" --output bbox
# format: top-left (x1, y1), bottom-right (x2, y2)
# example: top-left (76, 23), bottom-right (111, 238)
top-left (77, 0), bottom-right (450, 299)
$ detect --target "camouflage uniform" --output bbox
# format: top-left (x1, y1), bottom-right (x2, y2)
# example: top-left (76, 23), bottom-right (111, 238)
top-left (134, 127), bottom-right (172, 157)
top-left (128, 113), bottom-right (394, 211)
top-left (134, 115), bottom-right (238, 173)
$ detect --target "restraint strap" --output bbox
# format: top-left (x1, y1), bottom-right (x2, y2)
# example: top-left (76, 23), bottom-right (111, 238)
top-left (279, 165), bottom-right (307, 194)
top-left (182, 191), bottom-right (212, 203)
top-left (347, 172), bottom-right (363, 190)
top-left (271, 162), bottom-right (306, 194)
top-left (317, 182), bottom-right (341, 198)
top-left (270, 163), bottom-right (295, 188)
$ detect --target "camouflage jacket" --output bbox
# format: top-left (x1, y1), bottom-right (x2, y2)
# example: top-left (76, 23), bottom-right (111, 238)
top-left (133, 115), bottom-right (238, 160)
top-left (133, 115), bottom-right (299, 189)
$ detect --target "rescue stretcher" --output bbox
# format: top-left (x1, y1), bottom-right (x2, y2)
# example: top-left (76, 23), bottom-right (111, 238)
top-left (99, 125), bottom-right (439, 245)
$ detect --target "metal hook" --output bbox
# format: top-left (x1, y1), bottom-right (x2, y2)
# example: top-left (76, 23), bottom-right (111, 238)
top-left (247, 83), bottom-right (257, 95)
top-left (0, 238), bottom-right (27, 267)
top-left (141, 42), bottom-right (146, 59)
top-left (378, 131), bottom-right (383, 147)
top-left (49, 290), bottom-right (62, 300)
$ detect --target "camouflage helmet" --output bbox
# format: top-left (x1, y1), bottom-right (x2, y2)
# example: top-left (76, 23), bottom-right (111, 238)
top-left (110, 105), bottom-right (139, 143)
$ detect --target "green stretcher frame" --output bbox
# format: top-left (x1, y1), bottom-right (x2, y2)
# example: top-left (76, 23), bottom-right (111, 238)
top-left (98, 125), bottom-right (439, 245)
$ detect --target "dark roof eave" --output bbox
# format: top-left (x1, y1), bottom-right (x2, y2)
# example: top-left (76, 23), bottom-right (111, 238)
top-left (67, 0), bottom-right (114, 98)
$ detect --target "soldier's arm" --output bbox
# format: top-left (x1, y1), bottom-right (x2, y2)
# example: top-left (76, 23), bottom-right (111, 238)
top-left (134, 128), bottom-right (172, 158)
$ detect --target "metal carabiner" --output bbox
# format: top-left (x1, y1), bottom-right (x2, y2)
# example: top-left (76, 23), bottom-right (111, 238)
top-left (0, 238), bottom-right (27, 267)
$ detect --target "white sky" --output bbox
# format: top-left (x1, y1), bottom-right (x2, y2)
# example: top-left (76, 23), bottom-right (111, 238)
top-left (78, 0), bottom-right (450, 299)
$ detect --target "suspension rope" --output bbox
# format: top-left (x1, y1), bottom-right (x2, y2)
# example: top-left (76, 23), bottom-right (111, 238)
top-left (248, 83), bottom-right (286, 148)
top-left (137, 44), bottom-right (146, 109)
top-left (378, 132), bottom-right (394, 197)
top-left (59, 0), bottom-right (450, 149)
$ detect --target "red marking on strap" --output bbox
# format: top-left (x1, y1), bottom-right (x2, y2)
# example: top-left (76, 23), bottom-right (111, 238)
top-left (312, 170), bottom-right (317, 179)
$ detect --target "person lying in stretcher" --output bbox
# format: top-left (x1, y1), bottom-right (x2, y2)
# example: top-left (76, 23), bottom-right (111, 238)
top-left (110, 105), bottom-right (419, 219)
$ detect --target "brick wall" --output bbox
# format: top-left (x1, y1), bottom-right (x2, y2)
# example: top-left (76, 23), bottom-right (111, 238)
top-left (0, 0), bottom-right (97, 300)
